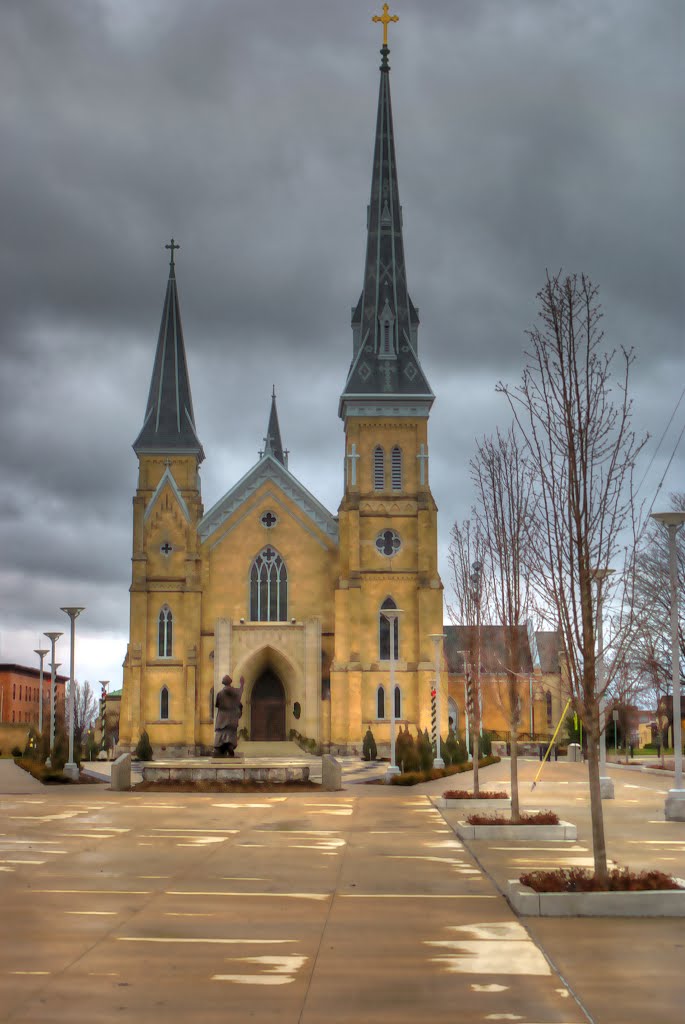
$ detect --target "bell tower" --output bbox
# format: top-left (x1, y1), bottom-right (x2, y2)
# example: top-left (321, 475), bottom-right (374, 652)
top-left (120, 241), bottom-right (205, 754)
top-left (331, 9), bottom-right (444, 752)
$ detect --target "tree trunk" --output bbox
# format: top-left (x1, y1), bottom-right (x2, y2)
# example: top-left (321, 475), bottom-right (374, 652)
top-left (510, 731), bottom-right (520, 823)
top-left (472, 729), bottom-right (480, 796)
top-left (585, 723), bottom-right (609, 884)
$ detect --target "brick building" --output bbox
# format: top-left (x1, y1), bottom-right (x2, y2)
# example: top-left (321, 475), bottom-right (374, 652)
top-left (0, 664), bottom-right (67, 729)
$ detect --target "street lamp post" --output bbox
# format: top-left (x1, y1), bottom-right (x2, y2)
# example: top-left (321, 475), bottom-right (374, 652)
top-left (43, 632), bottom-right (63, 767)
top-left (61, 607), bottom-right (85, 781)
top-left (429, 633), bottom-right (447, 769)
top-left (382, 608), bottom-right (403, 782)
top-left (33, 646), bottom-right (49, 736)
top-left (591, 568), bottom-right (615, 799)
top-left (651, 511), bottom-right (685, 821)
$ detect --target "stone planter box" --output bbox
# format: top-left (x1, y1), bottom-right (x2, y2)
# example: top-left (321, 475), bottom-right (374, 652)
top-left (432, 796), bottom-right (510, 811)
top-left (507, 878), bottom-right (685, 917)
top-left (142, 761), bottom-right (310, 785)
top-left (455, 820), bottom-right (577, 841)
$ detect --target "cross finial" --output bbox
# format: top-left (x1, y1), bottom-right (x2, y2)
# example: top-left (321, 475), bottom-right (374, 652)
top-left (165, 237), bottom-right (180, 270)
top-left (372, 3), bottom-right (398, 47)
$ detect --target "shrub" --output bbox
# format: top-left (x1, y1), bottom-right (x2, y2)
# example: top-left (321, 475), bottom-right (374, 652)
top-left (11, 745), bottom-right (23, 758)
top-left (443, 789), bottom-right (508, 800)
top-left (135, 730), bottom-right (153, 761)
top-left (445, 731), bottom-right (468, 764)
top-left (395, 727), bottom-right (420, 773)
top-left (418, 729), bottom-right (433, 772)
top-left (466, 809), bottom-right (559, 825)
top-left (436, 735), bottom-right (451, 766)
top-left (362, 728), bottom-right (377, 761)
top-left (520, 867), bottom-right (683, 893)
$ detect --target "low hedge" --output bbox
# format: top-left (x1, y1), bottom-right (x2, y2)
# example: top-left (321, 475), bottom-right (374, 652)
top-left (389, 755), bottom-right (500, 786)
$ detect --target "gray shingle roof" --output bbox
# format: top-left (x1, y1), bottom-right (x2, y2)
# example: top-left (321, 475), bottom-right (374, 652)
top-left (133, 261), bottom-right (204, 460)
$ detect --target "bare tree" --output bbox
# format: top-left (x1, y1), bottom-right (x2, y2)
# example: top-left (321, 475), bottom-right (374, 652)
top-left (73, 680), bottom-right (98, 753)
top-left (630, 492), bottom-right (685, 701)
top-left (447, 518), bottom-right (487, 795)
top-left (498, 271), bottom-right (646, 883)
top-left (472, 427), bottom-right (537, 822)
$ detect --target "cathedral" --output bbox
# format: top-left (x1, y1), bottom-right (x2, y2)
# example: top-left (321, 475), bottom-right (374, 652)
top-left (118, 29), bottom-right (447, 757)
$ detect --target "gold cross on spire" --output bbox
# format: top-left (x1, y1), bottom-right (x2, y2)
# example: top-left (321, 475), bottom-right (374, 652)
top-left (372, 3), bottom-right (398, 47)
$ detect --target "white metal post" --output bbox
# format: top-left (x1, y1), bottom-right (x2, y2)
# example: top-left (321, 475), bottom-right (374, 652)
top-left (61, 607), bottom-right (84, 781)
top-left (34, 647), bottom-right (49, 736)
top-left (651, 512), bottom-right (685, 820)
top-left (383, 608), bottom-right (402, 782)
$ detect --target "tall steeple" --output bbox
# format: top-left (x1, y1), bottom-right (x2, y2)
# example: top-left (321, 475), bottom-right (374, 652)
top-left (339, 17), bottom-right (433, 418)
top-left (261, 386), bottom-right (287, 466)
top-left (133, 240), bottom-right (204, 461)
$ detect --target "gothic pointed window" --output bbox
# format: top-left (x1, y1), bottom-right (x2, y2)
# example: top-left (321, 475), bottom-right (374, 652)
top-left (160, 685), bottom-right (169, 720)
top-left (394, 685), bottom-right (402, 719)
top-left (374, 446), bottom-right (385, 491)
top-left (250, 548), bottom-right (288, 622)
top-left (158, 606), bottom-right (172, 658)
top-left (377, 685), bottom-right (386, 720)
top-left (379, 597), bottom-right (399, 661)
top-left (391, 446), bottom-right (402, 491)
top-left (546, 690), bottom-right (553, 729)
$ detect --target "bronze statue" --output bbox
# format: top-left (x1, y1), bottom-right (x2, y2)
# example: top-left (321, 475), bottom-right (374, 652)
top-left (214, 675), bottom-right (245, 757)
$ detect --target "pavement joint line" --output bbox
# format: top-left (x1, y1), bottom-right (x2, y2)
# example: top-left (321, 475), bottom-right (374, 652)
top-left (297, 788), bottom-right (353, 1024)
top-left (434, 804), bottom-right (595, 1024)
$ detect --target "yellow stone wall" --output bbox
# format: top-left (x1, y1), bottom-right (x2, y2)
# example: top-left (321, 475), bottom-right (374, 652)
top-left (121, 409), bottom-right (445, 755)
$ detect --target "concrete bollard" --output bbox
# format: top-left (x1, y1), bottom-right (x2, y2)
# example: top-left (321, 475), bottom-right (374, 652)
top-left (111, 752), bottom-right (132, 791)
top-left (567, 743), bottom-right (581, 762)
top-left (321, 754), bottom-right (342, 791)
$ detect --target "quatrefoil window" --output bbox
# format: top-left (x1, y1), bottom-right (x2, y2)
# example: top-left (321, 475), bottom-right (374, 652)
top-left (375, 529), bottom-right (402, 557)
top-left (261, 510), bottom-right (278, 529)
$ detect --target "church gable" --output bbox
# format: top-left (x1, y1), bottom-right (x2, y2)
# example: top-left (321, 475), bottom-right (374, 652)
top-left (198, 454), bottom-right (338, 546)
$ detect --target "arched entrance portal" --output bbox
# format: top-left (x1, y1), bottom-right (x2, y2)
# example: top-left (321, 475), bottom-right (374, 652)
top-left (250, 670), bottom-right (286, 741)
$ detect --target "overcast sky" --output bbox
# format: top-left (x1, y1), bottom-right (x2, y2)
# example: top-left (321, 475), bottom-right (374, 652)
top-left (0, 0), bottom-right (682, 692)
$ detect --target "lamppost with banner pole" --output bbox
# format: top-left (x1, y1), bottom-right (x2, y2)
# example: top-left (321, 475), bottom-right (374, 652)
top-left (429, 633), bottom-right (447, 769)
top-left (650, 510), bottom-right (685, 821)
top-left (33, 646), bottom-right (49, 736)
top-left (382, 607), bottom-right (403, 782)
top-left (43, 632), bottom-right (63, 767)
top-left (61, 607), bottom-right (85, 781)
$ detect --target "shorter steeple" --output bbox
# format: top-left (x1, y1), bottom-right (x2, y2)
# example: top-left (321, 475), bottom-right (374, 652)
top-left (260, 387), bottom-right (287, 467)
top-left (133, 241), bottom-right (204, 461)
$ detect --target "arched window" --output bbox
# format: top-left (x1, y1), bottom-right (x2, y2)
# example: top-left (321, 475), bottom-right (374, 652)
top-left (158, 606), bottom-right (173, 658)
top-left (394, 685), bottom-right (402, 719)
top-left (250, 548), bottom-right (288, 621)
top-left (377, 685), bottom-right (386, 719)
top-left (379, 597), bottom-right (399, 661)
top-left (546, 691), bottom-right (553, 729)
top-left (391, 446), bottom-right (402, 491)
top-left (373, 446), bottom-right (385, 491)
top-left (160, 686), bottom-right (169, 720)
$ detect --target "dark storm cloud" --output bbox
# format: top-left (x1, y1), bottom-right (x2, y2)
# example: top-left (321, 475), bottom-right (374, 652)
top-left (0, 0), bottom-right (681, 685)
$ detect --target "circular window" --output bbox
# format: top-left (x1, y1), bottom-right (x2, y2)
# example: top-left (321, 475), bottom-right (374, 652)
top-left (260, 510), bottom-right (278, 529)
top-left (375, 529), bottom-right (401, 557)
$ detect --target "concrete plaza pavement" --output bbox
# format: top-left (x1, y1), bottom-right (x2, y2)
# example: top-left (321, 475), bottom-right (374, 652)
top-left (0, 756), bottom-right (683, 1022)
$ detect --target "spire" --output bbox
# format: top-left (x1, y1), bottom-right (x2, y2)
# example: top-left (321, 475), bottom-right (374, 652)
top-left (260, 386), bottom-right (286, 466)
top-left (133, 242), bottom-right (204, 461)
top-left (340, 13), bottom-right (433, 417)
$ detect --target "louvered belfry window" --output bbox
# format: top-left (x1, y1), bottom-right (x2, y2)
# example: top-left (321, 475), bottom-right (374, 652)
top-left (391, 446), bottom-right (402, 491)
top-left (250, 548), bottom-right (288, 621)
top-left (374, 446), bottom-right (385, 490)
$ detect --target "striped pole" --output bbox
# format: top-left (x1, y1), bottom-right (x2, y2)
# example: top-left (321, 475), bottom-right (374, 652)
top-left (430, 685), bottom-right (437, 750)
top-left (99, 681), bottom-right (108, 751)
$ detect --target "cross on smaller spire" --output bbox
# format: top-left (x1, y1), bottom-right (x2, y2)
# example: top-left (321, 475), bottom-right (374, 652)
top-left (165, 237), bottom-right (180, 269)
top-left (372, 3), bottom-right (398, 47)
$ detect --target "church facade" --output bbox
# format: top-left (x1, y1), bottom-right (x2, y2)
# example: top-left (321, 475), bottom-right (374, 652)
top-left (118, 38), bottom-right (446, 756)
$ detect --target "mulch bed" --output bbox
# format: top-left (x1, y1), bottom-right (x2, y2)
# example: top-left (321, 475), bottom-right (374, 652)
top-left (520, 867), bottom-right (683, 893)
top-left (443, 790), bottom-right (508, 800)
top-left (14, 759), bottom-right (105, 785)
top-left (466, 810), bottom-right (560, 825)
top-left (134, 779), bottom-right (321, 793)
